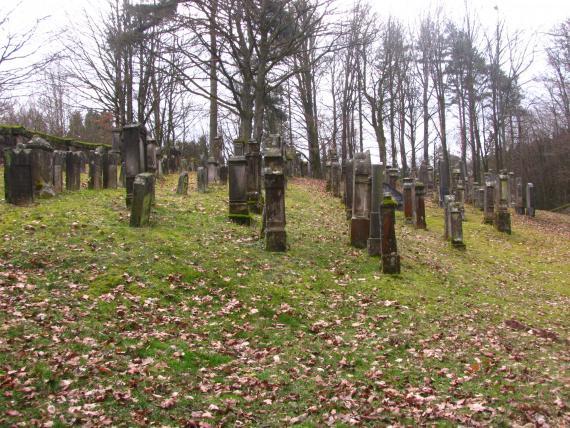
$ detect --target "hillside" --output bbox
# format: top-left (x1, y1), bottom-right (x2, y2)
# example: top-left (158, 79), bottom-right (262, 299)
top-left (0, 173), bottom-right (568, 426)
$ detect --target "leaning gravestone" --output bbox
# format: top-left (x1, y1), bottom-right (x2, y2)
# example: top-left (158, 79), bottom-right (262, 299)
top-left (66, 151), bottom-right (82, 191)
top-left (130, 173), bottom-right (154, 227)
top-left (350, 151), bottom-right (371, 249)
top-left (177, 172), bottom-right (189, 195)
top-left (381, 193), bottom-right (400, 274)
top-left (4, 144), bottom-right (34, 205)
top-left (367, 164), bottom-right (383, 256)
top-left (263, 144), bottom-right (287, 252)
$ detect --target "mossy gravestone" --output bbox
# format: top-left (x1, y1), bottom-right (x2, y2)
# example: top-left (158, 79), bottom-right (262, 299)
top-left (350, 151), bottom-right (372, 249)
top-left (130, 173), bottom-right (154, 227)
top-left (4, 144), bottom-right (34, 205)
top-left (66, 152), bottom-right (82, 191)
top-left (367, 164), bottom-right (383, 256)
top-left (380, 193), bottom-right (400, 274)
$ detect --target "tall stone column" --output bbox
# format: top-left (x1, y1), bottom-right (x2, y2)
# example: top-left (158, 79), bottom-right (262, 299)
top-left (122, 124), bottom-right (147, 207)
top-left (515, 177), bottom-right (525, 214)
top-left (508, 171), bottom-right (515, 207)
top-left (444, 195), bottom-right (455, 241)
top-left (455, 181), bottom-right (465, 221)
top-left (88, 148), bottom-right (104, 190)
top-left (414, 181), bottom-right (427, 230)
top-left (246, 140), bottom-right (262, 213)
top-left (66, 151), bottom-right (82, 191)
top-left (263, 156), bottom-right (286, 252)
top-left (350, 151), bottom-right (372, 249)
top-left (380, 193), bottom-right (400, 274)
top-left (494, 171), bottom-right (512, 234)
top-left (3, 144), bottom-right (34, 205)
top-left (438, 155), bottom-right (450, 207)
top-left (403, 178), bottom-right (413, 224)
top-left (526, 183), bottom-right (535, 217)
top-left (483, 173), bottom-right (495, 224)
top-left (368, 164), bottom-right (384, 256)
top-left (426, 165), bottom-right (434, 193)
top-left (344, 159), bottom-right (354, 220)
top-left (228, 140), bottom-right (250, 224)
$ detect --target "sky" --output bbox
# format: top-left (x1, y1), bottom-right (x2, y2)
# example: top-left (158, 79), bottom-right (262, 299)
top-left (2, 0), bottom-right (569, 160)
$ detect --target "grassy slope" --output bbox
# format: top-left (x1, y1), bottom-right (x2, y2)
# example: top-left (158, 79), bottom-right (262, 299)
top-left (0, 172), bottom-right (568, 427)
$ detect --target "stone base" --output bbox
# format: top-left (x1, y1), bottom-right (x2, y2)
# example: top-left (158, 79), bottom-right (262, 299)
top-left (451, 239), bottom-right (466, 249)
top-left (494, 211), bottom-right (511, 234)
top-left (367, 238), bottom-right (381, 256)
top-left (229, 203), bottom-right (251, 225)
top-left (382, 253), bottom-right (401, 274)
top-left (350, 218), bottom-right (370, 249)
top-left (265, 229), bottom-right (286, 252)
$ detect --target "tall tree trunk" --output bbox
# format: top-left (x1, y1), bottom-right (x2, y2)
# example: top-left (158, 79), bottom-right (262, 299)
top-left (209, 0), bottom-right (218, 149)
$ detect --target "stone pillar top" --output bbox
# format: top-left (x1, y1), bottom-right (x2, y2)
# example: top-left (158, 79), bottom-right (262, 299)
top-left (26, 136), bottom-right (53, 151)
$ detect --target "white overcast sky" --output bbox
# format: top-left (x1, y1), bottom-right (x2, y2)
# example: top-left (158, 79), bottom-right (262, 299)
top-left (2, 0), bottom-right (569, 158)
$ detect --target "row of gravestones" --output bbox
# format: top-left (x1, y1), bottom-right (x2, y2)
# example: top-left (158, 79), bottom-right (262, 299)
top-left (4, 136), bottom-right (119, 206)
top-left (325, 150), bottom-right (433, 275)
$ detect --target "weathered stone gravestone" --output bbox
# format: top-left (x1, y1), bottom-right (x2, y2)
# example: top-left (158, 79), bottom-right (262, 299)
top-left (471, 181), bottom-right (480, 208)
top-left (123, 124), bottom-right (147, 207)
top-left (477, 186), bottom-right (485, 211)
top-left (246, 140), bottom-right (262, 213)
top-left (263, 147), bottom-right (287, 252)
top-left (387, 167), bottom-right (399, 190)
top-left (52, 151), bottom-right (67, 194)
top-left (344, 159), bottom-right (354, 220)
top-left (228, 140), bottom-right (250, 224)
top-left (130, 173), bottom-right (154, 227)
top-left (403, 177), bottom-right (414, 224)
top-left (88, 148), bottom-right (104, 190)
top-left (66, 151), bottom-right (82, 191)
top-left (455, 181), bottom-right (465, 221)
top-left (437, 155), bottom-right (450, 207)
top-left (483, 173), bottom-right (495, 224)
top-left (197, 167), bottom-right (208, 193)
top-left (331, 156), bottom-right (341, 198)
top-left (444, 195), bottom-right (455, 241)
top-left (26, 136), bottom-right (55, 198)
top-left (4, 144), bottom-right (34, 205)
top-left (414, 181), bottom-right (427, 229)
top-left (515, 177), bottom-right (525, 215)
top-left (367, 164), bottom-right (383, 256)
top-left (177, 172), bottom-right (189, 195)
top-left (207, 157), bottom-right (219, 185)
top-left (508, 172), bottom-right (515, 207)
top-left (381, 193), bottom-right (400, 274)
top-left (146, 139), bottom-right (158, 175)
top-left (449, 202), bottom-right (466, 249)
top-left (350, 151), bottom-right (371, 249)
top-left (494, 171), bottom-right (512, 234)
top-left (103, 149), bottom-right (119, 189)
top-left (526, 183), bottom-right (535, 217)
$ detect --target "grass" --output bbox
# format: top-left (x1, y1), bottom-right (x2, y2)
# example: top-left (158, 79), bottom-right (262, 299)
top-left (0, 171), bottom-right (568, 426)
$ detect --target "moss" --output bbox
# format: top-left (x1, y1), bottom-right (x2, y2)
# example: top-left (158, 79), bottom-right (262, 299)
top-left (0, 124), bottom-right (111, 150)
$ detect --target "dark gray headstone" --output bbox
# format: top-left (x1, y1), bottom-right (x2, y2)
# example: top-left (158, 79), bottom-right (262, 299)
top-left (130, 173), bottom-right (154, 227)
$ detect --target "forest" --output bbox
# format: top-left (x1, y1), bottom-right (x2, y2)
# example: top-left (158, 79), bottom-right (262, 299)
top-left (0, 0), bottom-right (568, 209)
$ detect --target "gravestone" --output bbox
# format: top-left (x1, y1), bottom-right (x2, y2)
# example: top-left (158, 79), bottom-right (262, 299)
top-left (450, 202), bottom-right (466, 249)
top-left (26, 136), bottom-right (55, 198)
top-left (508, 171), bottom-right (515, 208)
top-left (426, 164), bottom-right (434, 193)
top-left (103, 149), bottom-right (119, 189)
top-left (477, 186), bottom-right (485, 211)
top-left (4, 144), bottom-right (34, 205)
top-left (177, 172), bottom-right (189, 195)
top-left (419, 162), bottom-right (428, 189)
top-left (414, 181), bottom-right (427, 230)
top-left (483, 173), bottom-right (495, 224)
top-left (526, 183), bottom-right (535, 217)
top-left (350, 151), bottom-right (372, 249)
top-left (52, 151), bottom-right (67, 194)
top-left (146, 139), bottom-right (158, 175)
top-left (444, 195), bottom-right (455, 241)
top-left (197, 167), bottom-right (208, 193)
top-left (494, 171), bottom-right (511, 234)
top-left (344, 159), bottom-right (354, 220)
top-left (388, 167), bottom-right (399, 190)
top-left (331, 160), bottom-right (341, 198)
top-left (515, 177), bottom-right (525, 214)
top-left (219, 165), bottom-right (228, 185)
top-left (367, 164), bottom-right (383, 256)
top-left (455, 182), bottom-right (465, 221)
top-left (263, 156), bottom-right (287, 252)
top-left (438, 155), bottom-right (450, 207)
top-left (472, 181), bottom-right (480, 208)
top-left (207, 157), bottom-right (219, 185)
top-left (228, 142), bottom-right (250, 224)
top-left (111, 128), bottom-right (122, 152)
top-left (66, 151), bottom-right (82, 191)
top-left (246, 140), bottom-right (262, 213)
top-left (403, 178), bottom-right (414, 224)
top-left (88, 148), bottom-right (104, 190)
top-left (130, 173), bottom-right (154, 227)
top-left (340, 161), bottom-right (346, 200)
top-left (123, 124), bottom-right (147, 207)
top-left (381, 193), bottom-right (400, 274)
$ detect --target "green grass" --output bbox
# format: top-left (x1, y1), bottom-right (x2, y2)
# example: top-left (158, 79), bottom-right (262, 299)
top-left (0, 171), bottom-right (568, 426)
